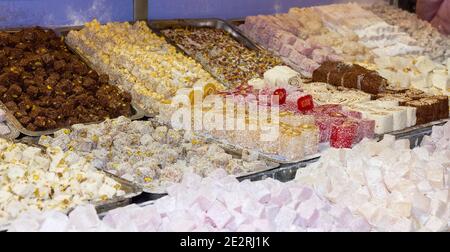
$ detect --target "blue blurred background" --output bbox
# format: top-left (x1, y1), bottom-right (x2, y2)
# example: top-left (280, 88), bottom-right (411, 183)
top-left (0, 0), bottom-right (336, 28)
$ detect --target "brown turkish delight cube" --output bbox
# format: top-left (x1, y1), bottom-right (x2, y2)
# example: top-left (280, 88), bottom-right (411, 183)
top-left (434, 95), bottom-right (449, 119)
top-left (342, 65), bottom-right (368, 89)
top-left (406, 100), bottom-right (433, 125)
top-left (312, 61), bottom-right (337, 83)
top-left (0, 86), bottom-right (7, 96)
top-left (53, 60), bottom-right (66, 72)
top-left (5, 84), bottom-right (23, 100)
top-left (421, 98), bottom-right (442, 122)
top-left (19, 115), bottom-right (32, 125)
top-left (360, 72), bottom-right (387, 95)
top-left (328, 62), bottom-right (351, 87)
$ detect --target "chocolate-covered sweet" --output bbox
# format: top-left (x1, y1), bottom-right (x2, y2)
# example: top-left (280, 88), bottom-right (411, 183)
top-left (0, 28), bottom-right (133, 131)
top-left (312, 61), bottom-right (388, 95)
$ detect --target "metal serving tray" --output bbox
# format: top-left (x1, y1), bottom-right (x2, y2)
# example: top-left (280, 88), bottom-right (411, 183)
top-left (148, 19), bottom-right (265, 88)
top-left (148, 18), bottom-right (260, 51)
top-left (0, 101), bottom-right (145, 137)
top-left (0, 169), bottom-right (143, 232)
top-left (379, 118), bottom-right (450, 148)
top-left (135, 146), bottom-right (281, 195)
top-left (0, 121), bottom-right (20, 140)
top-left (197, 131), bottom-right (325, 164)
top-left (0, 28), bottom-right (145, 137)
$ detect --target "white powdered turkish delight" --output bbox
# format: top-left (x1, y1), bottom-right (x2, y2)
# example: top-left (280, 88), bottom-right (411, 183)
top-left (295, 122), bottom-right (450, 231)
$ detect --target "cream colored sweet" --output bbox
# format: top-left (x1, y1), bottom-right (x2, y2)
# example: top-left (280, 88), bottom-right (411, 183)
top-left (367, 56), bottom-right (450, 95)
top-left (0, 139), bottom-right (124, 224)
top-left (345, 100), bottom-right (415, 133)
top-left (66, 20), bottom-right (223, 114)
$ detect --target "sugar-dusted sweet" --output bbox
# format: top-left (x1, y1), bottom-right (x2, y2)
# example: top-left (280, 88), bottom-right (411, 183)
top-left (264, 66), bottom-right (299, 87)
top-left (296, 122), bottom-right (450, 231)
top-left (330, 121), bottom-right (358, 148)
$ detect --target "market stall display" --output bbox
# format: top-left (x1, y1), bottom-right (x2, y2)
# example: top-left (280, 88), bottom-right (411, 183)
top-left (38, 117), bottom-right (272, 193)
top-left (160, 26), bottom-right (283, 88)
top-left (0, 138), bottom-right (139, 227)
top-left (295, 123), bottom-right (450, 232)
top-left (0, 1), bottom-right (449, 233)
top-left (66, 20), bottom-right (224, 115)
top-left (0, 28), bottom-right (133, 132)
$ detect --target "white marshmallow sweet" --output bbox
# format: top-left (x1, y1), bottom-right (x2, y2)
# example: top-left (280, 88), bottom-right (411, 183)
top-left (428, 70), bottom-right (450, 91)
top-left (295, 122), bottom-right (450, 232)
top-left (264, 66), bottom-right (299, 87)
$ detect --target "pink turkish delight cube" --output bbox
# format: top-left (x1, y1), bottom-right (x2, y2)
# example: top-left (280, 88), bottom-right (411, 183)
top-left (293, 40), bottom-right (314, 58)
top-left (280, 45), bottom-right (294, 57)
top-left (330, 121), bottom-right (358, 148)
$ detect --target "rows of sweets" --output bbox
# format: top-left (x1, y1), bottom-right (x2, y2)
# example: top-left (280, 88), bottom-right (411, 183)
top-left (38, 117), bottom-right (271, 192)
top-left (366, 4), bottom-right (450, 63)
top-left (180, 64), bottom-right (447, 159)
top-left (8, 122), bottom-right (449, 232)
top-left (0, 138), bottom-right (125, 224)
top-left (0, 28), bottom-right (132, 132)
top-left (161, 28), bottom-right (284, 88)
top-left (63, 18), bottom-right (447, 160)
top-left (239, 3), bottom-right (450, 98)
top-left (65, 20), bottom-right (224, 115)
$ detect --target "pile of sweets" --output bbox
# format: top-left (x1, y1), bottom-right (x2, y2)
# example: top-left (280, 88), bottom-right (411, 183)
top-left (421, 122), bottom-right (450, 153)
top-left (376, 89), bottom-right (449, 125)
top-left (161, 28), bottom-right (283, 88)
top-left (0, 139), bottom-right (125, 225)
top-left (0, 28), bottom-right (132, 131)
top-left (295, 123), bottom-right (450, 232)
top-left (0, 109), bottom-right (12, 137)
top-left (368, 56), bottom-right (450, 95)
top-left (66, 20), bottom-right (223, 115)
top-left (38, 117), bottom-right (270, 192)
top-left (313, 3), bottom-right (423, 58)
top-left (312, 61), bottom-right (388, 95)
top-left (238, 14), bottom-right (340, 77)
top-left (367, 3), bottom-right (450, 64)
top-left (9, 170), bottom-right (373, 232)
top-left (287, 8), bottom-right (374, 63)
